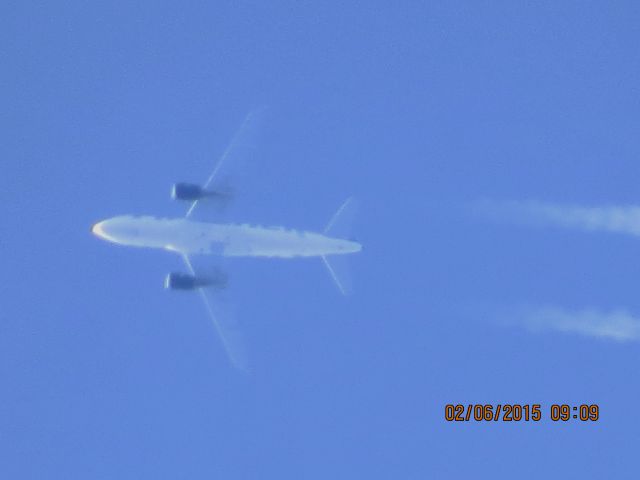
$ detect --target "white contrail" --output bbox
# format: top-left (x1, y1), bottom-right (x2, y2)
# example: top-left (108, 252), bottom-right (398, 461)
top-left (477, 201), bottom-right (640, 342)
top-left (477, 200), bottom-right (640, 236)
top-left (516, 306), bottom-right (640, 342)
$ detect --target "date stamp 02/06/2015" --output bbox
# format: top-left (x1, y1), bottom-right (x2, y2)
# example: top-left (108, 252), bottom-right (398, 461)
top-left (444, 404), bottom-right (599, 423)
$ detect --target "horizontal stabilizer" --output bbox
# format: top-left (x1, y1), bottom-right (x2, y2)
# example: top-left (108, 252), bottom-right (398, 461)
top-left (324, 197), bottom-right (358, 239)
top-left (321, 255), bottom-right (353, 296)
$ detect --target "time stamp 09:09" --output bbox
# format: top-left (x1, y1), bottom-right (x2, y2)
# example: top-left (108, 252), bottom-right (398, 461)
top-left (445, 404), bottom-right (600, 422)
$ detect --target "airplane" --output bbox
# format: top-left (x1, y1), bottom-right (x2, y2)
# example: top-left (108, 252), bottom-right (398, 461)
top-left (91, 110), bottom-right (362, 370)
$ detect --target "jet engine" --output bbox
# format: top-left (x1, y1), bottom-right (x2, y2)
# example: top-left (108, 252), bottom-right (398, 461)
top-left (164, 273), bottom-right (208, 290)
top-left (171, 183), bottom-right (207, 201)
top-left (164, 271), bottom-right (228, 290)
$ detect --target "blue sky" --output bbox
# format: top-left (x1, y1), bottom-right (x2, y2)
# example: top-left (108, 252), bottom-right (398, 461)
top-left (3, 1), bottom-right (640, 478)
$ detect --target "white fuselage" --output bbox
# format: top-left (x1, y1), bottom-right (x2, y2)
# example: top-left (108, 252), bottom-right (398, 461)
top-left (91, 215), bottom-right (361, 257)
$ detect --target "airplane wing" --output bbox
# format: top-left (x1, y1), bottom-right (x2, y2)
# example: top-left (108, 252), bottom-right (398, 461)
top-left (185, 108), bottom-right (266, 219)
top-left (181, 254), bottom-right (249, 371)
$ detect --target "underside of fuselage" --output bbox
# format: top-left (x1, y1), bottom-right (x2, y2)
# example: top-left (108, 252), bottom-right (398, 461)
top-left (92, 215), bottom-right (362, 258)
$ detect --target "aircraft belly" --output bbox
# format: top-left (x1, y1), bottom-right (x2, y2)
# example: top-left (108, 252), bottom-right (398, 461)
top-left (221, 229), bottom-right (343, 258)
top-left (131, 221), bottom-right (354, 258)
top-left (161, 223), bottom-right (227, 255)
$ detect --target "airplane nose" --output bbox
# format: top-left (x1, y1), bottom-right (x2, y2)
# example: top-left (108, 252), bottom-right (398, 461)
top-left (91, 221), bottom-right (106, 238)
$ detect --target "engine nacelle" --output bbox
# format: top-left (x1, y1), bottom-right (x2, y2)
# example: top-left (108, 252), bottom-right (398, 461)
top-left (164, 273), bottom-right (206, 290)
top-left (171, 183), bottom-right (206, 201)
top-left (164, 271), bottom-right (228, 290)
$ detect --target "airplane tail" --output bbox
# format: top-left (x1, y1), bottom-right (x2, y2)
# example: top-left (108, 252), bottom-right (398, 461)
top-left (324, 197), bottom-right (358, 239)
top-left (322, 197), bottom-right (358, 295)
top-left (321, 255), bottom-right (352, 295)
